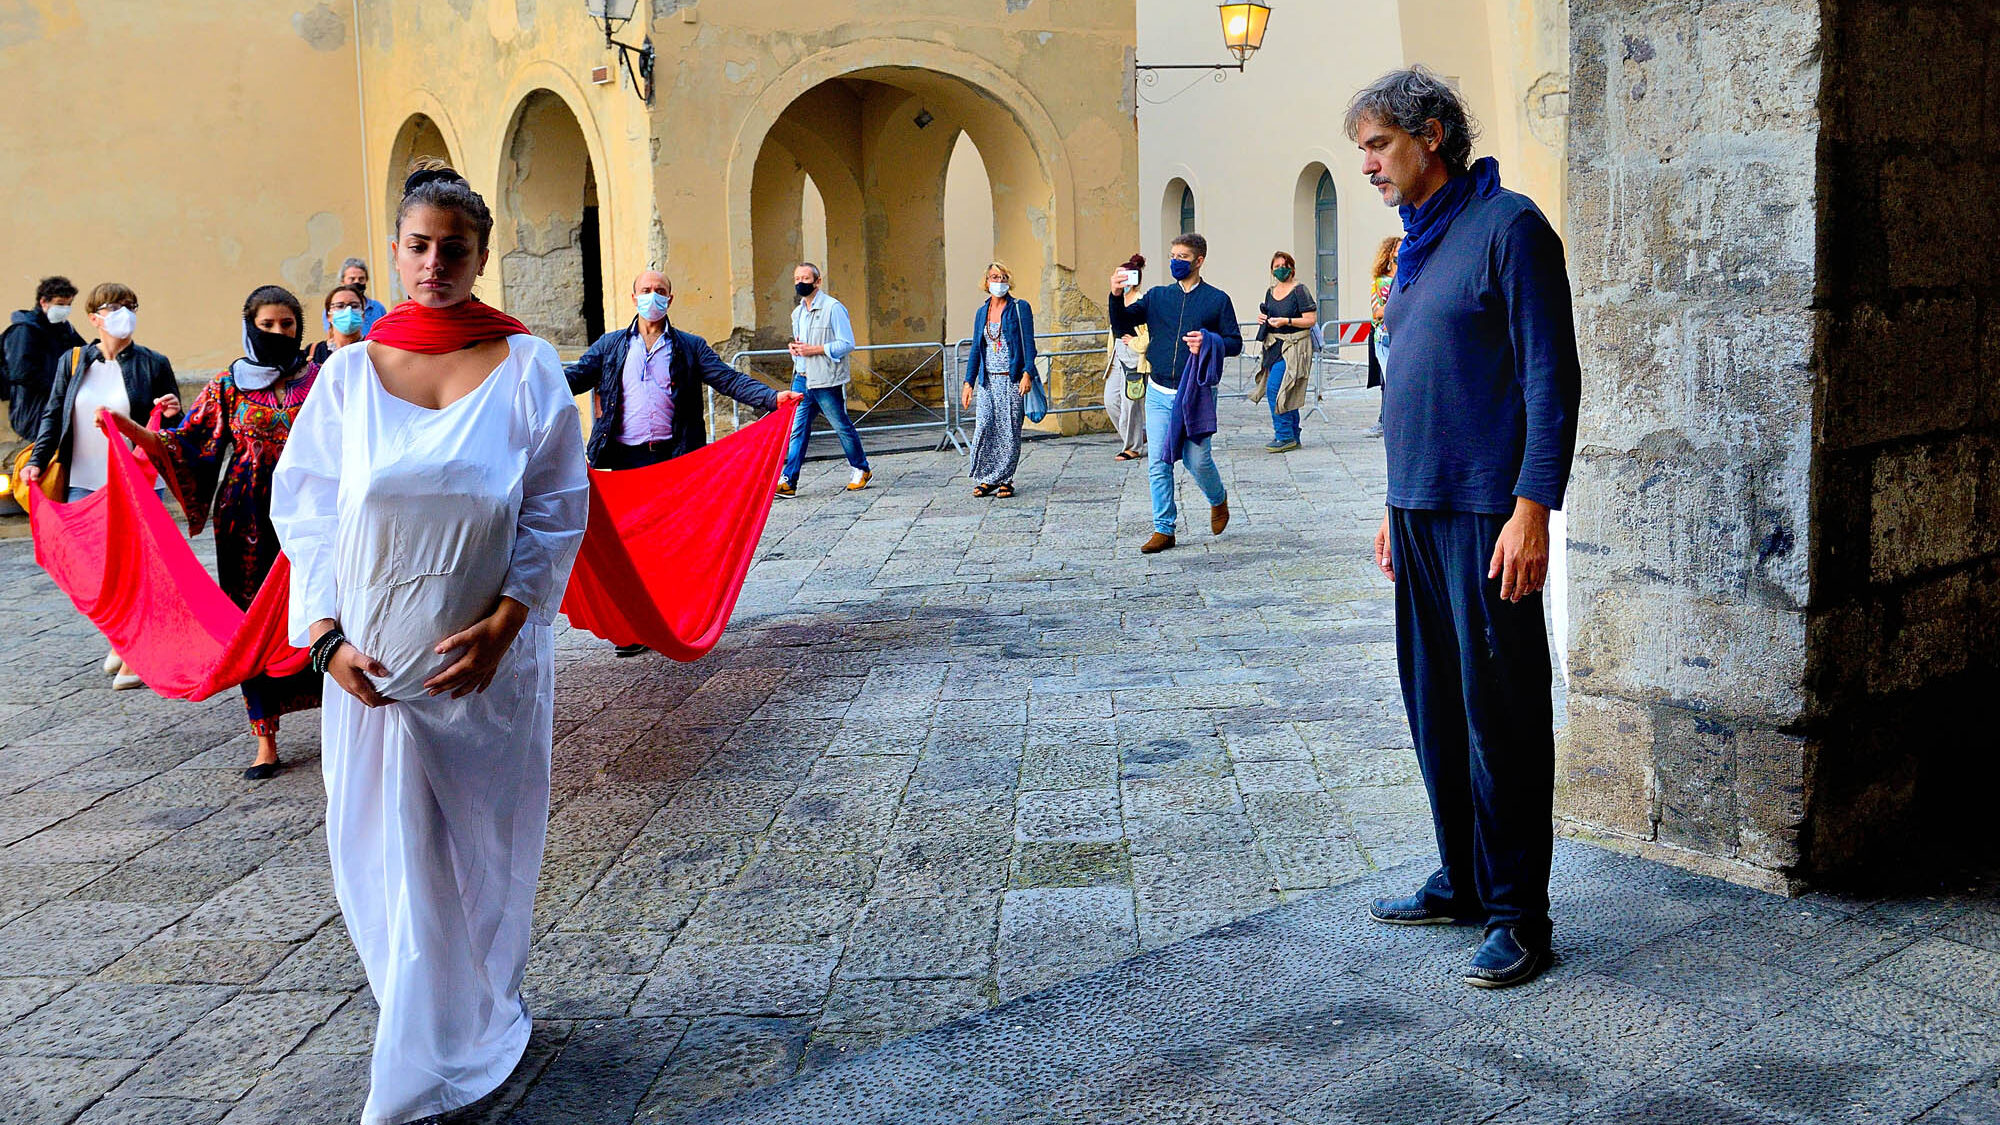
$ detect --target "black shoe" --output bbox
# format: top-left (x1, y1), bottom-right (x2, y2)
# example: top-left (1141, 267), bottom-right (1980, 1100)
top-left (1463, 926), bottom-right (1549, 989)
top-left (243, 762), bottom-right (281, 781)
top-left (1368, 891), bottom-right (1477, 926)
top-left (613, 643), bottom-right (649, 658)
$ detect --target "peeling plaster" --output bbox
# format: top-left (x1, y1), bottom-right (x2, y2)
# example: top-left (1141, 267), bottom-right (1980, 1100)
top-left (292, 3), bottom-right (345, 51)
top-left (279, 212), bottom-right (347, 297)
top-left (1006, 0), bottom-right (1033, 13)
top-left (0, 1), bottom-right (45, 49)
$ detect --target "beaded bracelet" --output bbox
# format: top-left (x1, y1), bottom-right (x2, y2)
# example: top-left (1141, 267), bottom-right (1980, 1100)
top-left (309, 628), bottom-right (349, 675)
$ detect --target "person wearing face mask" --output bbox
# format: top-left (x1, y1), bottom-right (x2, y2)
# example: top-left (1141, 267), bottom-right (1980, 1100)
top-left (313, 283), bottom-right (369, 366)
top-left (4, 275), bottom-right (85, 442)
top-left (778, 262), bottom-right (873, 496)
top-left (108, 285), bottom-right (322, 779)
top-left (564, 268), bottom-right (798, 656)
top-left (959, 261), bottom-right (1038, 498)
top-left (22, 282), bottom-right (180, 690)
top-left (1253, 251), bottom-right (1319, 452)
top-left (322, 257), bottom-right (388, 335)
top-left (1107, 233), bottom-right (1242, 554)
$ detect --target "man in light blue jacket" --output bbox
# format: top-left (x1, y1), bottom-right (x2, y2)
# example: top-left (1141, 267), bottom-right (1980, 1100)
top-left (777, 262), bottom-right (873, 495)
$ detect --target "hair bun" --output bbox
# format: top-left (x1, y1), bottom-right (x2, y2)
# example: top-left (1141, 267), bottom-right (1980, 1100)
top-left (403, 157), bottom-right (465, 198)
top-left (1123, 253), bottom-right (1146, 270)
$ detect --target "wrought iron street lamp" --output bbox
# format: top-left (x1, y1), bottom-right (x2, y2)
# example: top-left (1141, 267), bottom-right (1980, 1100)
top-left (1135, 2), bottom-right (1273, 93)
top-left (585, 0), bottom-right (655, 104)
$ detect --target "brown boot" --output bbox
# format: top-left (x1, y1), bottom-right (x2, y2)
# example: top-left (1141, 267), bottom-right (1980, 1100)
top-left (1141, 532), bottom-right (1176, 554)
top-left (1211, 499), bottom-right (1230, 536)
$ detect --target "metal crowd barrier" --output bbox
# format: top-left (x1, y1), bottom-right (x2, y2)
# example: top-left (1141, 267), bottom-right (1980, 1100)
top-left (713, 340), bottom-right (967, 455)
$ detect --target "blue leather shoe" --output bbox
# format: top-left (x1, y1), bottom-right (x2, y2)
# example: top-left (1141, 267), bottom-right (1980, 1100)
top-left (1367, 891), bottom-right (1478, 926)
top-left (1463, 926), bottom-right (1548, 989)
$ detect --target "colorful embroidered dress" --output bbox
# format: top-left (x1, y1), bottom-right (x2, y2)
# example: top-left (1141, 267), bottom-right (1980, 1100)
top-left (159, 364), bottom-right (321, 736)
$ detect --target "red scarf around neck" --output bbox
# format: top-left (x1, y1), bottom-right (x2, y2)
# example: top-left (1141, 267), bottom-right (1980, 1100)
top-left (366, 298), bottom-right (531, 354)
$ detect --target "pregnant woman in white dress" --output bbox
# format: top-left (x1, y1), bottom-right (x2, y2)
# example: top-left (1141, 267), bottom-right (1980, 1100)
top-left (271, 160), bottom-right (588, 1125)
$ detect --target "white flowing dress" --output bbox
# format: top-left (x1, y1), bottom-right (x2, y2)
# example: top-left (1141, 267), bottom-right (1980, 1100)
top-left (270, 334), bottom-right (587, 1125)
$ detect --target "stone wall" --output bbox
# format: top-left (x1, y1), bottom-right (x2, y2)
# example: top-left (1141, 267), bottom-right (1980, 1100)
top-left (1805, 1), bottom-right (2000, 874)
top-left (1562, 0), bottom-right (2000, 886)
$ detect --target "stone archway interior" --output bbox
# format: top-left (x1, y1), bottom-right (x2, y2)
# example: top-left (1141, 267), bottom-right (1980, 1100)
top-left (498, 90), bottom-right (599, 346)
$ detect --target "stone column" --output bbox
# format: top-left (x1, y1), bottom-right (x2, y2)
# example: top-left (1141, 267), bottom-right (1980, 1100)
top-left (1560, 0), bottom-right (2000, 888)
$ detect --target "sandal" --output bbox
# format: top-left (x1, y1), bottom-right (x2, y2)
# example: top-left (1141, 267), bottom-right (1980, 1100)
top-left (1115, 449), bottom-right (1141, 461)
top-left (973, 483), bottom-right (996, 497)
top-left (993, 483), bottom-right (1015, 498)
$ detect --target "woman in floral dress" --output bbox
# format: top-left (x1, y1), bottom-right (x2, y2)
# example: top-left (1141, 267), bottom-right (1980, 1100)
top-left (112, 284), bottom-right (322, 779)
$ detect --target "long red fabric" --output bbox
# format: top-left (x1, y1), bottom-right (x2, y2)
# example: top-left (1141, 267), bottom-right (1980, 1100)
top-left (32, 402), bottom-right (799, 699)
top-left (31, 421), bottom-right (307, 701)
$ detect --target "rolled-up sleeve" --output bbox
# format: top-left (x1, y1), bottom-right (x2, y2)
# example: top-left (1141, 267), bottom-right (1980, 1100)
top-left (500, 357), bottom-right (589, 625)
top-left (270, 362), bottom-right (347, 645)
top-left (824, 301), bottom-right (857, 362)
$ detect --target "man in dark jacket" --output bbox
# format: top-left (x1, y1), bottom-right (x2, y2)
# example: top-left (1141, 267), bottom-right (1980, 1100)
top-left (563, 269), bottom-right (800, 655)
top-left (1349, 67), bottom-right (1580, 990)
top-left (1108, 233), bottom-right (1242, 555)
top-left (3, 276), bottom-right (86, 441)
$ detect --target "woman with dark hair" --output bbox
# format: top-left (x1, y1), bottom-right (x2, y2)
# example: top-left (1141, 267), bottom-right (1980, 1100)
top-left (109, 285), bottom-right (323, 779)
top-left (312, 283), bottom-right (368, 366)
top-left (1103, 254), bottom-right (1148, 460)
top-left (1253, 250), bottom-right (1317, 452)
top-left (272, 159), bottom-right (587, 1125)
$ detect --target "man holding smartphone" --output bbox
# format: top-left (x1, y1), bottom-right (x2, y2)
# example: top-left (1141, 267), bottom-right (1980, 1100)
top-left (1108, 234), bottom-right (1242, 554)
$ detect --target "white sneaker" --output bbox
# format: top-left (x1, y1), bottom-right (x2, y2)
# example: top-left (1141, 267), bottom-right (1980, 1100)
top-left (846, 469), bottom-right (872, 491)
top-left (102, 650), bottom-right (122, 675)
top-left (112, 672), bottom-right (144, 691)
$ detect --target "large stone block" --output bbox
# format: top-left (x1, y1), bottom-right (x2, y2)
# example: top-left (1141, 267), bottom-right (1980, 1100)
top-left (1652, 708), bottom-right (1740, 855)
top-left (1568, 582), bottom-right (1807, 723)
top-left (1868, 433), bottom-right (2000, 583)
top-left (1555, 693), bottom-right (1656, 839)
top-left (1821, 297), bottom-right (1982, 450)
top-left (1731, 725), bottom-right (1808, 872)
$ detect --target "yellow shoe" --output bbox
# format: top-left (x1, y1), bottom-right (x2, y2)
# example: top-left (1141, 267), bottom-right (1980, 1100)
top-left (775, 479), bottom-right (796, 497)
top-left (846, 469), bottom-right (872, 491)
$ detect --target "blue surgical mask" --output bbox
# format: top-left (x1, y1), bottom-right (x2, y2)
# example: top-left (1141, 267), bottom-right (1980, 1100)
top-left (1169, 258), bottom-right (1194, 281)
top-left (636, 292), bottom-right (670, 322)
top-left (328, 308), bottom-right (364, 335)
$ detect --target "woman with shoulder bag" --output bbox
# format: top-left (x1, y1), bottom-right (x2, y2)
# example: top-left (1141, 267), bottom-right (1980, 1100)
top-left (21, 281), bottom-right (181, 689)
top-left (960, 261), bottom-right (1038, 498)
top-left (1252, 251), bottom-right (1317, 453)
top-left (1104, 254), bottom-right (1148, 461)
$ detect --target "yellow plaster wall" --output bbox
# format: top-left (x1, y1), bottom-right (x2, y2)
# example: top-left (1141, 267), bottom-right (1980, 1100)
top-left (0, 0), bottom-right (371, 375)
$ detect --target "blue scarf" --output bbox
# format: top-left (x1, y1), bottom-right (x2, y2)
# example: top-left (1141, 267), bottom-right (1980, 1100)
top-left (1396, 156), bottom-right (1501, 292)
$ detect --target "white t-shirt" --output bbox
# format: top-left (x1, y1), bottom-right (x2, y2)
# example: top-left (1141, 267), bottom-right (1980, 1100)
top-left (66, 358), bottom-right (130, 491)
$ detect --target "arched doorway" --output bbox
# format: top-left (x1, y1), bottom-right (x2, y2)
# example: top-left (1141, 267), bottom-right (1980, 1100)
top-left (1162, 177), bottom-right (1196, 263)
top-left (384, 114), bottom-right (458, 302)
top-left (1293, 164), bottom-right (1338, 325)
top-left (742, 64), bottom-right (1063, 416)
top-left (494, 90), bottom-right (604, 346)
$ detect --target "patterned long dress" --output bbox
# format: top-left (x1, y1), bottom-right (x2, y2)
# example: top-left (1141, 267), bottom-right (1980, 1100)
top-left (159, 365), bottom-right (322, 737)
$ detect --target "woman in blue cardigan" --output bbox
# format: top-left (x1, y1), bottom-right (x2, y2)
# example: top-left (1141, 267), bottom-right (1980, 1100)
top-left (960, 262), bottom-right (1037, 497)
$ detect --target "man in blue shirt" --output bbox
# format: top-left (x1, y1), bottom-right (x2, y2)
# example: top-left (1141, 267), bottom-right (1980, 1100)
top-left (1108, 233), bottom-right (1242, 554)
top-left (1347, 67), bottom-right (1580, 989)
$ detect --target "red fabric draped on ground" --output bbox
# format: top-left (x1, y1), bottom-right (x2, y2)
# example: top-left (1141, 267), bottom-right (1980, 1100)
top-left (560, 401), bottom-right (797, 661)
top-left (31, 421), bottom-right (307, 702)
top-left (32, 403), bottom-right (797, 697)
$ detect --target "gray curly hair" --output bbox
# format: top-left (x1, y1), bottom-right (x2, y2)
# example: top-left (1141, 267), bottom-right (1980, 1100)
top-left (1343, 66), bottom-right (1481, 176)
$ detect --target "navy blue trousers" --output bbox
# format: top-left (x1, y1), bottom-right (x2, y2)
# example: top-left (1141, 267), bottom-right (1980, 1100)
top-left (1389, 507), bottom-right (1555, 946)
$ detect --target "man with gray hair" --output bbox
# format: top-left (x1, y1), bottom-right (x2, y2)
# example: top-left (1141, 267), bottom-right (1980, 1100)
top-left (326, 257), bottom-right (387, 335)
top-left (1347, 66), bottom-right (1580, 988)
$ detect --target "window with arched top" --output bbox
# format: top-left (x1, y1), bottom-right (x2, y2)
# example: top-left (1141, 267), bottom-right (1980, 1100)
top-left (1180, 183), bottom-right (1197, 235)
top-left (1314, 170), bottom-right (1338, 324)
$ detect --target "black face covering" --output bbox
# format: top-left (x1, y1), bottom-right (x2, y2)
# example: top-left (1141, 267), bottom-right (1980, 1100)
top-left (248, 326), bottom-right (303, 371)
top-left (795, 281), bottom-right (816, 298)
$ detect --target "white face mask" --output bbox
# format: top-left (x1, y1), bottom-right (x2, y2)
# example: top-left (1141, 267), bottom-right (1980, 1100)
top-left (100, 307), bottom-right (136, 339)
top-left (44, 304), bottom-right (71, 324)
top-left (988, 281), bottom-right (1010, 298)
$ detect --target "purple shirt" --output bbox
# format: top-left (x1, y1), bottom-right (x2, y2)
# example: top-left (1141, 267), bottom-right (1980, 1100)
top-left (618, 330), bottom-right (675, 444)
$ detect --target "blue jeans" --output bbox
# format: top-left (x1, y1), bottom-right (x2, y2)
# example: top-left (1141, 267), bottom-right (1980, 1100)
top-left (66, 485), bottom-right (166, 503)
top-left (1266, 359), bottom-right (1300, 443)
top-left (1144, 382), bottom-right (1226, 536)
top-left (781, 375), bottom-right (870, 483)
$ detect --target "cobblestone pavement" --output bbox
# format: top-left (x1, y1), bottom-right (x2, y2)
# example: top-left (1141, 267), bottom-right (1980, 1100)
top-left (0, 387), bottom-right (1433, 1123)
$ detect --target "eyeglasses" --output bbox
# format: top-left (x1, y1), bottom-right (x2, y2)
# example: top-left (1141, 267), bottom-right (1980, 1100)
top-left (328, 303), bottom-right (364, 312)
top-left (95, 302), bottom-right (136, 312)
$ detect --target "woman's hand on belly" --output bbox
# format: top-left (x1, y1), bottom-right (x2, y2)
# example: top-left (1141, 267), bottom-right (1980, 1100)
top-left (312, 620), bottom-right (393, 708)
top-left (423, 597), bottom-right (530, 699)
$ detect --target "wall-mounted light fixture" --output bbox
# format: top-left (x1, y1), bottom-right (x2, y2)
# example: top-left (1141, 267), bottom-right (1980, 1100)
top-left (1134, 2), bottom-right (1273, 98)
top-left (913, 109), bottom-right (935, 130)
top-left (585, 0), bottom-right (655, 104)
